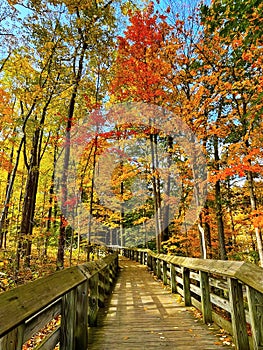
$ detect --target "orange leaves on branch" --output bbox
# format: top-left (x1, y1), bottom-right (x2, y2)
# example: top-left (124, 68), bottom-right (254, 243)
top-left (209, 163), bottom-right (263, 183)
top-left (110, 7), bottom-right (172, 104)
top-left (251, 210), bottom-right (263, 229)
top-left (0, 151), bottom-right (13, 172)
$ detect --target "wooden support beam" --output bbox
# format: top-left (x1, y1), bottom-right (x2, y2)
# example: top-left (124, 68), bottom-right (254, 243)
top-left (247, 286), bottom-right (263, 350)
top-left (163, 261), bottom-right (167, 285)
top-left (170, 264), bottom-right (177, 293)
top-left (75, 281), bottom-right (88, 350)
top-left (182, 267), bottom-right (191, 306)
top-left (199, 271), bottom-right (212, 324)
top-left (228, 278), bottom-right (249, 350)
top-left (60, 289), bottom-right (76, 350)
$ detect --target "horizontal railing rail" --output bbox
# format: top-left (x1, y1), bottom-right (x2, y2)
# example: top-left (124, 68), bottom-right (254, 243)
top-left (0, 253), bottom-right (118, 350)
top-left (123, 248), bottom-right (263, 350)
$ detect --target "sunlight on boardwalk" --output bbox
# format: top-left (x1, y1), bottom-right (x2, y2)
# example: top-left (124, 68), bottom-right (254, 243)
top-left (88, 257), bottom-right (233, 350)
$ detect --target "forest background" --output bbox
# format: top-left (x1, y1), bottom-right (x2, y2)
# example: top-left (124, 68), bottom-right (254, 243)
top-left (0, 0), bottom-right (263, 291)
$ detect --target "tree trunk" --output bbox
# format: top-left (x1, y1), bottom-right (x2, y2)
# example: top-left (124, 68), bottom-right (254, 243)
top-left (246, 169), bottom-right (263, 267)
top-left (214, 136), bottom-right (227, 260)
top-left (150, 133), bottom-right (162, 253)
top-left (19, 125), bottom-right (41, 268)
top-left (162, 135), bottom-right (173, 242)
top-left (56, 40), bottom-right (88, 269)
top-left (0, 138), bottom-right (24, 248)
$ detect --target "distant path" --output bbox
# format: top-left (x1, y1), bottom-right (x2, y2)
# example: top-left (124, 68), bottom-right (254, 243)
top-left (88, 256), bottom-right (232, 350)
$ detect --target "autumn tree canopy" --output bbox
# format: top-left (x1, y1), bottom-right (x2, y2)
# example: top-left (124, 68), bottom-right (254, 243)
top-left (0, 0), bottom-right (263, 285)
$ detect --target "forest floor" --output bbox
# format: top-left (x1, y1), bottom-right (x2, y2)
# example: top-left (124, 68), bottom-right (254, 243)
top-left (0, 245), bottom-right (90, 293)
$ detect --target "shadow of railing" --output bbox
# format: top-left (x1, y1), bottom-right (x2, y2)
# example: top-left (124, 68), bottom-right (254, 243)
top-left (123, 248), bottom-right (263, 350)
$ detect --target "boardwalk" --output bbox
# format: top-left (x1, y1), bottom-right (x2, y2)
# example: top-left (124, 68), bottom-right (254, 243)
top-left (88, 257), bottom-right (233, 350)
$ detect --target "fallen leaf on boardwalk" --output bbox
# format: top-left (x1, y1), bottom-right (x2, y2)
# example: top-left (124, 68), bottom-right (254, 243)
top-left (223, 341), bottom-right (231, 345)
top-left (123, 336), bottom-right (129, 340)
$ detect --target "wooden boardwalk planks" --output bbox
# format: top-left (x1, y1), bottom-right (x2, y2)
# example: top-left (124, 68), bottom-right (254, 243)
top-left (88, 257), bottom-right (233, 350)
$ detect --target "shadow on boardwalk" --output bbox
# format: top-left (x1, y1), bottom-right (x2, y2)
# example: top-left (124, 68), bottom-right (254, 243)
top-left (88, 256), bottom-right (233, 350)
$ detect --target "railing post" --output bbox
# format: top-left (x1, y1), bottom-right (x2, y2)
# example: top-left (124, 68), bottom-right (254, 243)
top-left (228, 278), bottom-right (249, 350)
top-left (246, 286), bottom-right (263, 350)
top-left (88, 273), bottom-right (99, 327)
top-left (170, 264), bottom-right (177, 293)
top-left (98, 271), bottom-right (106, 307)
top-left (152, 257), bottom-right (157, 275)
top-left (139, 251), bottom-right (143, 264)
top-left (104, 265), bottom-right (111, 295)
top-left (60, 289), bottom-right (77, 350)
top-left (147, 254), bottom-right (152, 270)
top-left (75, 281), bottom-right (88, 349)
top-left (199, 271), bottom-right (212, 324)
top-left (182, 267), bottom-right (191, 306)
top-left (0, 324), bottom-right (25, 350)
top-left (135, 250), bottom-right (139, 262)
top-left (143, 251), bottom-right (147, 265)
top-left (163, 261), bottom-right (167, 285)
top-left (156, 259), bottom-right (161, 279)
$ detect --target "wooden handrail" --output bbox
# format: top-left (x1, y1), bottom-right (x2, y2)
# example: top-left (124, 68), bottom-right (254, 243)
top-left (123, 248), bottom-right (263, 350)
top-left (0, 253), bottom-right (118, 350)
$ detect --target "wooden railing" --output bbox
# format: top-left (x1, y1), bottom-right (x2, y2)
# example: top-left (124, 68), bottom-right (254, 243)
top-left (0, 253), bottom-right (118, 350)
top-left (123, 248), bottom-right (263, 350)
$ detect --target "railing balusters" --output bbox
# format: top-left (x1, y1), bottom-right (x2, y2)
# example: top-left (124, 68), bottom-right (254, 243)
top-left (124, 248), bottom-right (263, 350)
top-left (0, 253), bottom-right (119, 350)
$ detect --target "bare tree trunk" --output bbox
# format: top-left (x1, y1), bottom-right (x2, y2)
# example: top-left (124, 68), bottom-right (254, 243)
top-left (247, 169), bottom-right (263, 266)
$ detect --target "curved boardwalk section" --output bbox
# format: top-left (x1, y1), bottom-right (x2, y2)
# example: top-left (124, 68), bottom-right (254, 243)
top-left (88, 257), bottom-right (232, 350)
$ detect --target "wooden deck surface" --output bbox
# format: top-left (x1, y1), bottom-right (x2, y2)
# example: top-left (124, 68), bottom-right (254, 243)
top-left (88, 256), bottom-right (233, 350)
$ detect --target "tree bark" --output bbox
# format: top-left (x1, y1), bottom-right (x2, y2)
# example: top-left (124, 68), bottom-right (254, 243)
top-left (246, 169), bottom-right (263, 266)
top-left (214, 135), bottom-right (227, 260)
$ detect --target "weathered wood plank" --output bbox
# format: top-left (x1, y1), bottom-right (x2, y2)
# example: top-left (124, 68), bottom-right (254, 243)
top-left (0, 324), bottom-right (25, 350)
top-left (88, 257), bottom-right (233, 350)
top-left (0, 267), bottom-right (86, 338)
top-left (23, 300), bottom-right (61, 343)
top-left (35, 327), bottom-right (60, 350)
